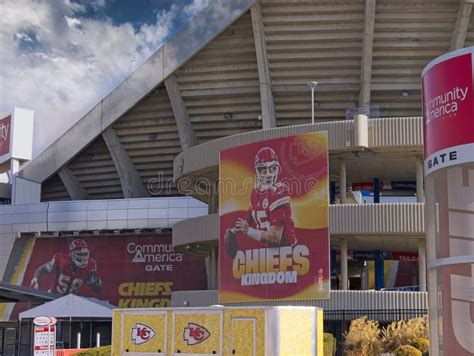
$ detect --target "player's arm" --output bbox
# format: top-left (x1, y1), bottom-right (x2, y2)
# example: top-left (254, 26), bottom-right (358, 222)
top-left (30, 257), bottom-right (55, 289)
top-left (87, 263), bottom-right (102, 293)
top-left (234, 218), bottom-right (284, 245)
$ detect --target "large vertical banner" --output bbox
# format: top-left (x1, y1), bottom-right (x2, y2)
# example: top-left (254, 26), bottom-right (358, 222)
top-left (422, 46), bottom-right (474, 356)
top-left (219, 132), bottom-right (329, 303)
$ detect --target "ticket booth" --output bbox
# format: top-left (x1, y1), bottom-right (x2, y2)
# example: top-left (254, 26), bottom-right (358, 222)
top-left (112, 306), bottom-right (323, 356)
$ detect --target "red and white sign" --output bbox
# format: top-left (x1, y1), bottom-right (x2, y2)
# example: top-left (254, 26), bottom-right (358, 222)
top-left (423, 47), bottom-right (474, 356)
top-left (131, 323), bottom-right (156, 345)
top-left (0, 115), bottom-right (11, 157)
top-left (351, 181), bottom-right (384, 191)
top-left (183, 323), bottom-right (210, 345)
top-left (33, 316), bottom-right (57, 326)
top-left (34, 317), bottom-right (56, 356)
top-left (422, 49), bottom-right (474, 175)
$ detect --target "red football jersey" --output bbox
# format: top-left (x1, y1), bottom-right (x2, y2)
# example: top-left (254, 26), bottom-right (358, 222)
top-left (47, 253), bottom-right (97, 295)
top-left (248, 183), bottom-right (297, 246)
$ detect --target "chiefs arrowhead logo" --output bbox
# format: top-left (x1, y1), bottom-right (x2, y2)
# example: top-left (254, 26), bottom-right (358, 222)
top-left (183, 323), bottom-right (210, 345)
top-left (131, 323), bottom-right (156, 345)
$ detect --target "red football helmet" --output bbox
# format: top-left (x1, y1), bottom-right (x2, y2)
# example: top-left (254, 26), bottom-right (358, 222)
top-left (69, 239), bottom-right (89, 268)
top-left (255, 147), bottom-right (280, 191)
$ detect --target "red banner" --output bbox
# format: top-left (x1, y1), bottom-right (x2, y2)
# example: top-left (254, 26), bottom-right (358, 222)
top-left (218, 132), bottom-right (329, 303)
top-left (0, 115), bottom-right (11, 156)
top-left (11, 234), bottom-right (207, 319)
top-left (423, 47), bottom-right (474, 355)
top-left (423, 51), bottom-right (474, 174)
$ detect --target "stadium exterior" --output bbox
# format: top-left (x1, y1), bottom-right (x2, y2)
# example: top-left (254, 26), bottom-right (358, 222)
top-left (1, 0), bottom-right (474, 352)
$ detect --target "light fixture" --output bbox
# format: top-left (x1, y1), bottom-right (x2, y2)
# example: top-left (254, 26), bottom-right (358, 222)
top-left (354, 150), bottom-right (375, 159)
top-left (401, 90), bottom-right (409, 97)
top-left (308, 81), bottom-right (319, 124)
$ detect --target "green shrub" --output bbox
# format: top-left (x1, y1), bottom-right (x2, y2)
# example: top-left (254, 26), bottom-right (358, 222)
top-left (323, 332), bottom-right (336, 356)
top-left (409, 337), bottom-right (429, 353)
top-left (73, 345), bottom-right (111, 356)
top-left (395, 344), bottom-right (422, 356)
top-left (344, 317), bottom-right (382, 356)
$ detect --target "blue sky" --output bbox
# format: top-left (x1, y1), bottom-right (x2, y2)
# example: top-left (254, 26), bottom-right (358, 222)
top-left (0, 0), bottom-right (209, 155)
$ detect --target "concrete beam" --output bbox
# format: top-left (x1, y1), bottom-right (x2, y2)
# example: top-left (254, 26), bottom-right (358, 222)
top-left (450, 1), bottom-right (472, 50)
top-left (58, 167), bottom-right (90, 200)
top-left (164, 75), bottom-right (198, 150)
top-left (102, 127), bottom-right (149, 198)
top-left (251, 1), bottom-right (276, 129)
top-left (359, 0), bottom-right (376, 107)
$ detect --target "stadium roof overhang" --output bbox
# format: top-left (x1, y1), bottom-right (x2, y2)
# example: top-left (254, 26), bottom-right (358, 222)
top-left (0, 282), bottom-right (59, 303)
top-left (15, 0), bottom-right (474, 202)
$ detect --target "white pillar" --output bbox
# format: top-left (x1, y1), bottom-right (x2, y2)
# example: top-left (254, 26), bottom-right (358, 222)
top-left (416, 156), bottom-right (425, 203)
top-left (341, 239), bottom-right (348, 290)
top-left (339, 159), bottom-right (347, 204)
top-left (354, 113), bottom-right (369, 149)
top-left (10, 158), bottom-right (20, 174)
top-left (418, 238), bottom-right (427, 292)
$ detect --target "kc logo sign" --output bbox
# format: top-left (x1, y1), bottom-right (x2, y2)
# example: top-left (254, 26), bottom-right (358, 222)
top-left (131, 323), bottom-right (156, 345)
top-left (183, 323), bottom-right (210, 345)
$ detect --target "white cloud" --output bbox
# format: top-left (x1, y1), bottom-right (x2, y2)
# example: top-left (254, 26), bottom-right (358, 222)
top-left (183, 0), bottom-right (210, 17)
top-left (0, 0), bottom-right (205, 156)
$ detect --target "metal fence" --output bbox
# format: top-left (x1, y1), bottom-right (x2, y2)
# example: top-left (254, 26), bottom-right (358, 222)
top-left (324, 309), bottom-right (428, 356)
top-left (0, 327), bottom-right (16, 356)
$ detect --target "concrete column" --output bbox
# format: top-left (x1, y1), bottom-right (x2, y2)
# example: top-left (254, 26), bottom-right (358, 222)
top-left (208, 180), bottom-right (218, 214)
top-left (418, 238), bottom-right (427, 292)
top-left (210, 246), bottom-right (217, 290)
top-left (354, 114), bottom-right (369, 149)
top-left (339, 159), bottom-right (347, 204)
top-left (340, 239), bottom-right (348, 290)
top-left (10, 158), bottom-right (20, 175)
top-left (416, 156), bottom-right (425, 203)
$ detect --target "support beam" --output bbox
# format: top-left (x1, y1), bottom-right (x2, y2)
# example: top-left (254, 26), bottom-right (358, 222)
top-left (208, 179), bottom-right (219, 214)
top-left (164, 75), bottom-right (198, 149)
top-left (359, 0), bottom-right (376, 107)
top-left (450, 1), bottom-right (472, 51)
top-left (251, 2), bottom-right (276, 129)
top-left (340, 239), bottom-right (348, 290)
top-left (416, 156), bottom-right (425, 203)
top-left (210, 246), bottom-right (217, 290)
top-left (58, 167), bottom-right (89, 200)
top-left (102, 127), bottom-right (149, 198)
top-left (418, 239), bottom-right (427, 292)
top-left (339, 159), bottom-right (347, 204)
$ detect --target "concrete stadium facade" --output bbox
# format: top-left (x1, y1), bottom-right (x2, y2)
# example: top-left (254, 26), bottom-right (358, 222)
top-left (1, 0), bottom-right (474, 336)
